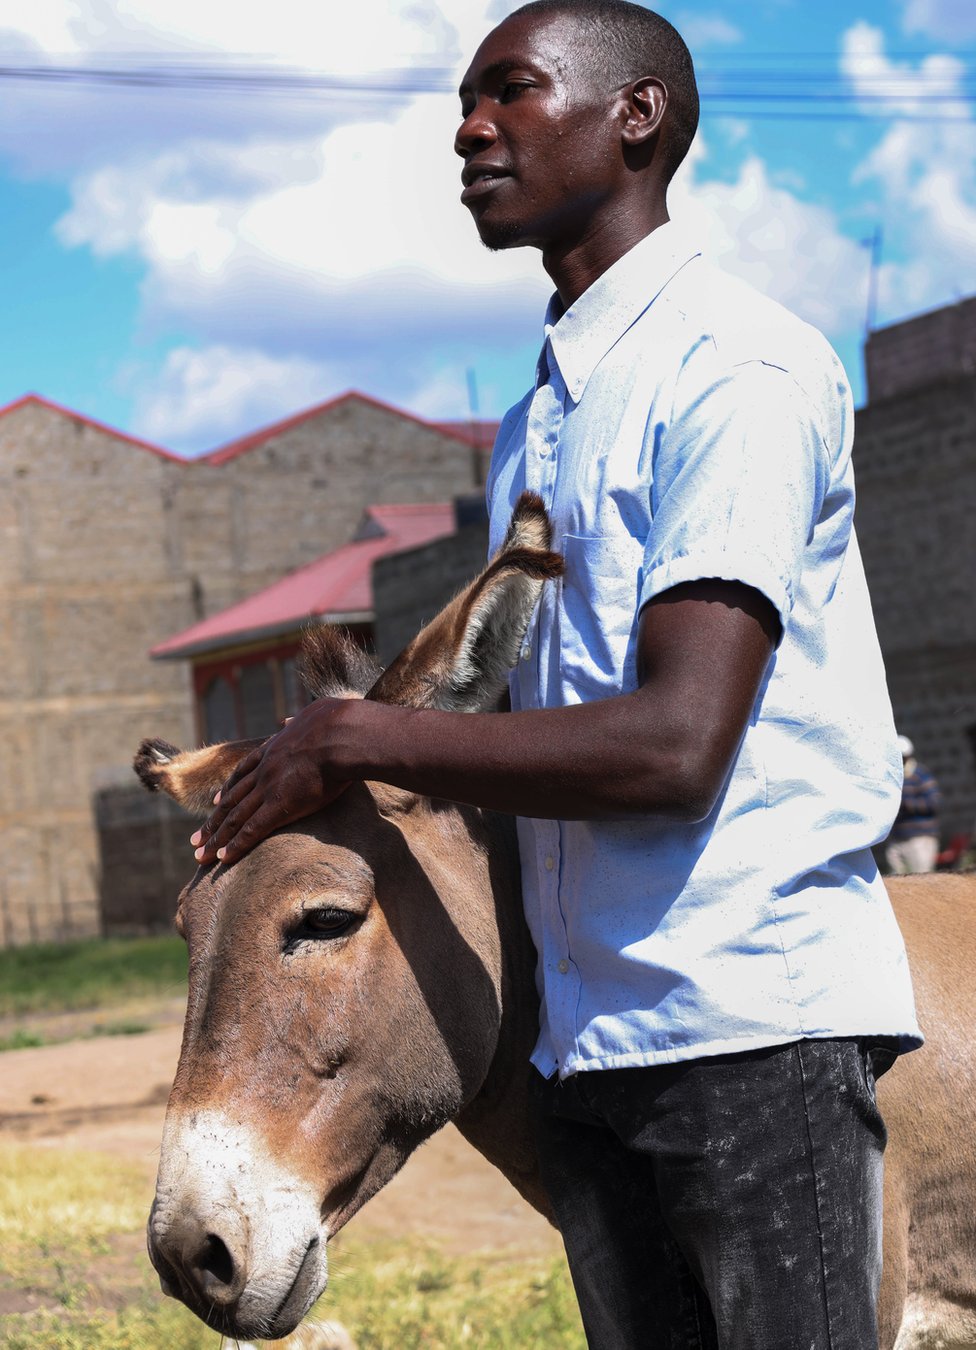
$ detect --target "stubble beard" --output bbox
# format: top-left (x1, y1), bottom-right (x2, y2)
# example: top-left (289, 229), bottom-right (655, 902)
top-left (474, 216), bottom-right (527, 252)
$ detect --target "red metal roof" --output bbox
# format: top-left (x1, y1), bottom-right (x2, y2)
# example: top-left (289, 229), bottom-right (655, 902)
top-left (151, 501), bottom-right (456, 660)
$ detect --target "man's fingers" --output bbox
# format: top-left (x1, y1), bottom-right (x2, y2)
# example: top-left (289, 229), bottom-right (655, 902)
top-left (195, 778), bottom-right (278, 862)
top-left (211, 804), bottom-right (295, 867)
top-left (196, 780), bottom-right (352, 866)
top-left (190, 771), bottom-right (257, 849)
top-left (212, 770), bottom-right (257, 818)
top-left (216, 746), bottom-right (266, 799)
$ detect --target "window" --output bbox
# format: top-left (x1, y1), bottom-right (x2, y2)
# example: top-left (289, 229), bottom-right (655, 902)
top-left (239, 662), bottom-right (278, 739)
top-left (281, 656), bottom-right (304, 719)
top-left (194, 630), bottom-right (372, 743)
top-left (201, 676), bottom-right (236, 743)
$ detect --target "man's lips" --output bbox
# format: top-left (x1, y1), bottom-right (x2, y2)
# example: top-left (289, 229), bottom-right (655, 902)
top-left (460, 166), bottom-right (511, 204)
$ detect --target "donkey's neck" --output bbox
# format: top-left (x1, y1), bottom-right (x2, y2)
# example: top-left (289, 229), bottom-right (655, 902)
top-left (452, 809), bottom-right (552, 1221)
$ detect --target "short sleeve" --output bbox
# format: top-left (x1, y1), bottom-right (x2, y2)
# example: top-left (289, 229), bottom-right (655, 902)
top-left (639, 359), bottom-right (832, 633)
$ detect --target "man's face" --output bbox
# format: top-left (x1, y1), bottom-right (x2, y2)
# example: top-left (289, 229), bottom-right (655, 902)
top-left (456, 10), bottom-right (624, 253)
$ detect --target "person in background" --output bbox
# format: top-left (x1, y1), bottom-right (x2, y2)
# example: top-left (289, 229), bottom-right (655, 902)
top-left (886, 735), bottom-right (941, 874)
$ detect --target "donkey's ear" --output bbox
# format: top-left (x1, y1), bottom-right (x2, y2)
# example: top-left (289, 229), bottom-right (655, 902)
top-left (133, 737), bottom-right (267, 817)
top-left (366, 491), bottom-right (563, 713)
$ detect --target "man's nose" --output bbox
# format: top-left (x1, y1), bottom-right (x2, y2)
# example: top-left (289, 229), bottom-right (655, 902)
top-left (455, 103), bottom-right (497, 158)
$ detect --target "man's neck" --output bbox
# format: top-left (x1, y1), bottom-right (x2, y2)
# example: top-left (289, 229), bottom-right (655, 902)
top-left (542, 203), bottom-right (670, 310)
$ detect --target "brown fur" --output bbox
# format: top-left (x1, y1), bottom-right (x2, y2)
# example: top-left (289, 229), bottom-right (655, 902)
top-left (876, 875), bottom-right (976, 1348)
top-left (135, 736), bottom-right (267, 817)
top-left (298, 628), bottom-right (382, 701)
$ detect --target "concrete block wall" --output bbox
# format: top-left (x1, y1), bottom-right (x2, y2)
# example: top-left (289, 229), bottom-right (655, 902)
top-left (0, 395), bottom-right (477, 944)
top-left (0, 402), bottom-right (198, 943)
top-left (854, 374), bottom-right (976, 839)
top-left (95, 783), bottom-right (197, 936)
top-left (865, 296), bottom-right (976, 402)
top-left (373, 520), bottom-right (490, 667)
top-left (172, 398), bottom-right (479, 608)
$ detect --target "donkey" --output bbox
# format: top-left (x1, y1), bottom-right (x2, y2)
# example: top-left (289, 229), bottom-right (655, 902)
top-left (135, 493), bottom-right (976, 1348)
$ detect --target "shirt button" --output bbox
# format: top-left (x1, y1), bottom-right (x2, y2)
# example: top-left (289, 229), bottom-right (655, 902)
top-left (557, 959), bottom-right (569, 974)
top-left (544, 855), bottom-right (555, 871)
top-left (521, 646), bottom-right (531, 661)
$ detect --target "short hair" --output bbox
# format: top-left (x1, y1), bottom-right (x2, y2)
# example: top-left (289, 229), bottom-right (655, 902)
top-left (507, 0), bottom-right (699, 180)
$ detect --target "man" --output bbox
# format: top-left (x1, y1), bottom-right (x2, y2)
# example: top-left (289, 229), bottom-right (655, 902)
top-left (192, 2), bottom-right (921, 1344)
top-left (886, 735), bottom-right (941, 874)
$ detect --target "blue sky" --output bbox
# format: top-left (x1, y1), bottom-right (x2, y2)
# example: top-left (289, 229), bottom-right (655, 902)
top-left (1, 0), bottom-right (974, 455)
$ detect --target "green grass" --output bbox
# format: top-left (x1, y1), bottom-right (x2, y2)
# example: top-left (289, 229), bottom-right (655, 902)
top-left (89, 1020), bottom-right (151, 1038)
top-left (0, 935), bottom-right (187, 1017)
top-left (0, 1141), bottom-right (583, 1349)
top-left (323, 1241), bottom-right (583, 1348)
top-left (0, 1028), bottom-right (46, 1052)
top-left (0, 1022), bottom-right (152, 1052)
top-left (0, 1142), bottom-right (150, 1288)
top-left (0, 1303), bottom-right (218, 1350)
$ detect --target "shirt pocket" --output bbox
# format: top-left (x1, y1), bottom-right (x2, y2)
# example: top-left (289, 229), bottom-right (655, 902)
top-left (558, 534), bottom-right (643, 703)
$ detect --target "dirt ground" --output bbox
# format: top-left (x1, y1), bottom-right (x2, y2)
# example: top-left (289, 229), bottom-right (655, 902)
top-left (0, 1007), bottom-right (559, 1259)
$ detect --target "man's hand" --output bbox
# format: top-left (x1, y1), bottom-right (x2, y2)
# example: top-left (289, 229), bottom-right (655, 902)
top-left (190, 699), bottom-right (353, 866)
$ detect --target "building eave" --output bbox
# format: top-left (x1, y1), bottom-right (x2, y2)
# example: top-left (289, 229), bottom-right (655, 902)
top-left (152, 611), bottom-right (374, 662)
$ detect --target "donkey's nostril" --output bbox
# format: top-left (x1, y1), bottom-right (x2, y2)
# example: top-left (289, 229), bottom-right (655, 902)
top-left (193, 1232), bottom-right (237, 1291)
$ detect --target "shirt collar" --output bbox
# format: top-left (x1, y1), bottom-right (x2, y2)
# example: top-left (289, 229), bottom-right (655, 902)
top-left (543, 221), bottom-right (701, 403)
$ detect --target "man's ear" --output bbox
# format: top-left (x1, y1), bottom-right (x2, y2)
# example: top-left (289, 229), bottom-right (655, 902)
top-left (133, 737), bottom-right (267, 817)
top-left (621, 76), bottom-right (668, 147)
top-left (365, 490), bottom-right (563, 713)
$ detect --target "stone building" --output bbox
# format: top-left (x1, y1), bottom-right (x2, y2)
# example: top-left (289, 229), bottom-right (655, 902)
top-left (855, 297), bottom-right (976, 842)
top-left (0, 391), bottom-right (482, 945)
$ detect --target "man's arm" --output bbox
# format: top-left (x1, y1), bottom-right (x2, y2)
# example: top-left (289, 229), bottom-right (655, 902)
top-left (191, 577), bottom-right (779, 865)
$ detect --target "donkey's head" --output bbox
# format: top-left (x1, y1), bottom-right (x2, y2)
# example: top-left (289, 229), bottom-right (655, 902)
top-left (135, 493), bottom-right (560, 1341)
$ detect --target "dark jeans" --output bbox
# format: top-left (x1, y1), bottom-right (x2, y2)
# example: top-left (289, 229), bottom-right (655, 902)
top-left (531, 1039), bottom-right (892, 1350)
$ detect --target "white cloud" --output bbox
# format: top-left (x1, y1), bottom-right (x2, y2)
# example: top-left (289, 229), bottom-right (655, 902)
top-left (130, 344), bottom-right (344, 448)
top-left (901, 0), bottom-right (976, 40)
top-left (841, 20), bottom-right (968, 121)
top-left (110, 0), bottom-right (455, 67)
top-left (0, 0), bottom-right (88, 54)
top-left (0, 0), bottom-right (468, 176)
top-left (405, 367), bottom-right (472, 418)
top-left (54, 86), bottom-right (550, 354)
top-left (840, 23), bottom-right (976, 313)
top-left (670, 139), bottom-right (868, 336)
top-left (53, 51), bottom-right (868, 364)
top-left (674, 12), bottom-right (743, 48)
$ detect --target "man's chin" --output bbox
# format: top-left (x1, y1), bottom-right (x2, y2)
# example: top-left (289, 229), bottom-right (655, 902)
top-left (472, 216), bottom-right (528, 252)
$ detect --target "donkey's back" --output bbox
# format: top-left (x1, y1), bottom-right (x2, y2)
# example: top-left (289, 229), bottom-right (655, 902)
top-left (880, 874), bottom-right (976, 1349)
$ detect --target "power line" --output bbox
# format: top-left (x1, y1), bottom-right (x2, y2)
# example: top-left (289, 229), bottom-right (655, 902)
top-left (0, 59), bottom-right (972, 121)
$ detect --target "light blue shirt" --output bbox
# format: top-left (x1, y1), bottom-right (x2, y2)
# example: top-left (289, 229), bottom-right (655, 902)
top-left (486, 222), bottom-right (921, 1080)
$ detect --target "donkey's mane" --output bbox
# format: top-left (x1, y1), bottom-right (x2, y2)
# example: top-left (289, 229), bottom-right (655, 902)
top-left (297, 626), bottom-right (382, 701)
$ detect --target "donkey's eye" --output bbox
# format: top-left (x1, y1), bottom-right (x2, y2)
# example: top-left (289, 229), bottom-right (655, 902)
top-left (296, 908), bottom-right (357, 940)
